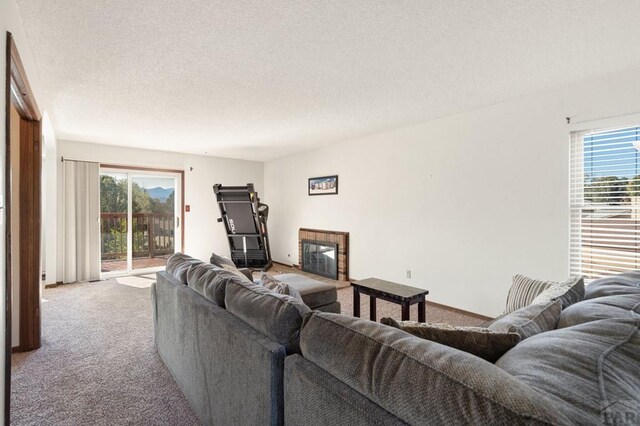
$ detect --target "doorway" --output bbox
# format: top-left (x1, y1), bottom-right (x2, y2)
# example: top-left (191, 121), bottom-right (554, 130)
top-left (99, 167), bottom-right (182, 277)
top-left (5, 31), bottom-right (43, 424)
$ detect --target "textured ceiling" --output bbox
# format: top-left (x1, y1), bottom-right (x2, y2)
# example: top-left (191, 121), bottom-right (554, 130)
top-left (16, 0), bottom-right (640, 161)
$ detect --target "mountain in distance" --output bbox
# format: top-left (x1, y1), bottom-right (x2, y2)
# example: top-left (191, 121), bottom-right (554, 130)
top-left (145, 187), bottom-right (174, 201)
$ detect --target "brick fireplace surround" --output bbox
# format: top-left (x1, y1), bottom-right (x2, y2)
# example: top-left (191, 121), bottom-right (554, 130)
top-left (298, 228), bottom-right (349, 282)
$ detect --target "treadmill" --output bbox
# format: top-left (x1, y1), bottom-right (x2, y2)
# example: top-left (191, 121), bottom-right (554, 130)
top-left (213, 183), bottom-right (272, 270)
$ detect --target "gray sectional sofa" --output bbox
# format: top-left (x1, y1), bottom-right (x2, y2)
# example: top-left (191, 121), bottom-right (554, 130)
top-left (153, 254), bottom-right (640, 425)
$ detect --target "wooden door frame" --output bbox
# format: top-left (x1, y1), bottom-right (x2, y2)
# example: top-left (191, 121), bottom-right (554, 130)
top-left (5, 31), bottom-right (42, 424)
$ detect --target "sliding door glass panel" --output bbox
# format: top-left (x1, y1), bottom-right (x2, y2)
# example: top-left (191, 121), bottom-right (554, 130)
top-left (100, 172), bottom-right (129, 273)
top-left (131, 176), bottom-right (177, 271)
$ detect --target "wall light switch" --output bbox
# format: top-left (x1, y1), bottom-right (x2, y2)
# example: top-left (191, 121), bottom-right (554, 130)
top-left (185, 205), bottom-right (191, 212)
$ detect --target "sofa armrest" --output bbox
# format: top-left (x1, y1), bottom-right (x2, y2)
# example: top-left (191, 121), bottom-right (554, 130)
top-left (238, 268), bottom-right (253, 281)
top-left (300, 312), bottom-right (575, 426)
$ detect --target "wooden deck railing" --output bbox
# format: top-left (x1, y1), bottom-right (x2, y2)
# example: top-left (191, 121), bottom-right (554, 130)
top-left (101, 213), bottom-right (175, 260)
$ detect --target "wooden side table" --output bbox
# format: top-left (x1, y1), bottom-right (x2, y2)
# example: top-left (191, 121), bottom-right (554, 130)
top-left (351, 278), bottom-right (429, 322)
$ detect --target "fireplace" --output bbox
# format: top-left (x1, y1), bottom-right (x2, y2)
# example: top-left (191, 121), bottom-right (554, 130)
top-left (302, 240), bottom-right (338, 280)
top-left (299, 228), bottom-right (349, 281)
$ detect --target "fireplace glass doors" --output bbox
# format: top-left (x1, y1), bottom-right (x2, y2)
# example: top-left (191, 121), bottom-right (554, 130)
top-left (302, 240), bottom-right (338, 280)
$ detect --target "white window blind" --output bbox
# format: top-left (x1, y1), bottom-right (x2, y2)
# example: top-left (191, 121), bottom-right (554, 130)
top-left (570, 125), bottom-right (640, 279)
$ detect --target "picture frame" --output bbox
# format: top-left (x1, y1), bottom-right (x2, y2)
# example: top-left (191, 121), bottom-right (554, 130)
top-left (308, 175), bottom-right (338, 196)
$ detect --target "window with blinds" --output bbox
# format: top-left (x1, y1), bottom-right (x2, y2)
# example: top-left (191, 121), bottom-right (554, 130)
top-left (570, 125), bottom-right (640, 279)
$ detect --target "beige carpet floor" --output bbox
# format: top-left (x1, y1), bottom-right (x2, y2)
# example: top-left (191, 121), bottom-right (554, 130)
top-left (11, 279), bottom-right (200, 426)
top-left (11, 270), bottom-right (484, 424)
top-left (336, 287), bottom-right (485, 326)
top-left (264, 263), bottom-right (484, 326)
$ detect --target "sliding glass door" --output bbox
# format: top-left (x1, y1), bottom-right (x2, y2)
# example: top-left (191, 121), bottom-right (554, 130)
top-left (100, 172), bottom-right (129, 274)
top-left (100, 168), bottom-right (182, 276)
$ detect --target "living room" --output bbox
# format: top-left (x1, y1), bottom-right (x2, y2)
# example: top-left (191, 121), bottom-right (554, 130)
top-left (2, 1), bottom-right (640, 425)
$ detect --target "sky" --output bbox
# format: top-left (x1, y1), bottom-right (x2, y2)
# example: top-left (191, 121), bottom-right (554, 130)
top-left (584, 126), bottom-right (640, 180)
top-left (131, 177), bottom-right (175, 190)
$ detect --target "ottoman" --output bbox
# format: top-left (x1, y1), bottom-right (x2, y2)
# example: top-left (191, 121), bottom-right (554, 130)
top-left (273, 273), bottom-right (341, 313)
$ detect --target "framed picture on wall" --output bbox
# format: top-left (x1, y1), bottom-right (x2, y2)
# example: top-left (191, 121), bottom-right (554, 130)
top-left (308, 175), bottom-right (338, 196)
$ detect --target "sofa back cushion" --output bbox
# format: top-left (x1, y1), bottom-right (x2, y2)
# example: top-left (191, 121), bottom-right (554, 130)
top-left (496, 317), bottom-right (640, 423)
top-left (166, 252), bottom-right (203, 284)
top-left (585, 271), bottom-right (640, 299)
top-left (299, 311), bottom-right (578, 425)
top-left (225, 280), bottom-right (311, 353)
top-left (489, 300), bottom-right (562, 339)
top-left (187, 262), bottom-right (251, 307)
top-left (558, 294), bottom-right (640, 329)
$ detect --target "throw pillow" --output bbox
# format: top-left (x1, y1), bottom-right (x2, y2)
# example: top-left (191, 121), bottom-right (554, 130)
top-left (380, 317), bottom-right (520, 363)
top-left (209, 252), bottom-right (237, 269)
top-left (530, 276), bottom-right (584, 309)
top-left (210, 252), bottom-right (249, 280)
top-left (488, 300), bottom-right (561, 340)
top-left (504, 275), bottom-right (554, 314)
top-left (259, 273), bottom-right (302, 300)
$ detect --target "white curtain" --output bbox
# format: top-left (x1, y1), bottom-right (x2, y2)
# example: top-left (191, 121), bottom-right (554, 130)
top-left (63, 160), bottom-right (100, 283)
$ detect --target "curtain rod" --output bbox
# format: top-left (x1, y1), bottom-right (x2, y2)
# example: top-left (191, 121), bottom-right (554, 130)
top-left (566, 111), bottom-right (640, 126)
top-left (61, 156), bottom-right (185, 174)
top-left (60, 156), bottom-right (100, 164)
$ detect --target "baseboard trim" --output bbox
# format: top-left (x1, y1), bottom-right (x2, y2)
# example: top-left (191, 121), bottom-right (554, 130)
top-left (273, 260), bottom-right (294, 268)
top-left (427, 300), bottom-right (493, 322)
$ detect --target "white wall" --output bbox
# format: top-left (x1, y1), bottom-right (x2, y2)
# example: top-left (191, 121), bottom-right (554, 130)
top-left (54, 140), bottom-right (264, 280)
top-left (1, 0), bottom-right (46, 422)
top-left (265, 67), bottom-right (640, 317)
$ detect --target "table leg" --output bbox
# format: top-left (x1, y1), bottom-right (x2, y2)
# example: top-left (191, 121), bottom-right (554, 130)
top-left (370, 296), bottom-right (377, 322)
top-left (418, 297), bottom-right (426, 323)
top-left (353, 288), bottom-right (360, 318)
top-left (401, 302), bottom-right (410, 321)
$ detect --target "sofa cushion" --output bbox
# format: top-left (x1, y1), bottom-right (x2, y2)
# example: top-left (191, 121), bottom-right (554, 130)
top-left (166, 252), bottom-right (203, 284)
top-left (380, 318), bottom-right (520, 363)
top-left (496, 317), bottom-right (640, 423)
top-left (300, 312), bottom-right (579, 425)
top-left (225, 280), bottom-right (311, 353)
top-left (558, 294), bottom-right (640, 329)
top-left (530, 276), bottom-right (584, 309)
top-left (272, 273), bottom-right (337, 308)
top-left (489, 300), bottom-right (562, 339)
top-left (504, 274), bottom-right (553, 314)
top-left (259, 273), bottom-right (302, 300)
top-left (585, 271), bottom-right (640, 299)
top-left (187, 262), bottom-right (252, 307)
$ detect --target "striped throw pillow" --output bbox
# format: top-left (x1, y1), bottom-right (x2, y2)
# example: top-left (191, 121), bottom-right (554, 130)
top-left (504, 275), bottom-right (554, 314)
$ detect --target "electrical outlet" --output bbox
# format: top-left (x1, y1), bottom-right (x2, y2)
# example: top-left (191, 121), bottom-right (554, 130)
top-left (406, 270), bottom-right (412, 279)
